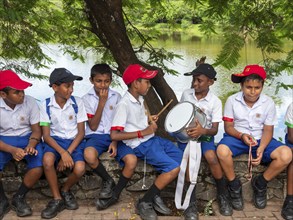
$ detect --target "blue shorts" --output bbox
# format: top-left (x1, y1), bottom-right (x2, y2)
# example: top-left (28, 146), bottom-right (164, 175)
top-left (85, 134), bottom-right (135, 164)
top-left (285, 134), bottom-right (293, 148)
top-left (43, 136), bottom-right (84, 163)
top-left (177, 136), bottom-right (216, 155)
top-left (133, 136), bottom-right (183, 173)
top-left (114, 141), bottom-right (136, 166)
top-left (0, 134), bottom-right (43, 171)
top-left (218, 133), bottom-right (284, 163)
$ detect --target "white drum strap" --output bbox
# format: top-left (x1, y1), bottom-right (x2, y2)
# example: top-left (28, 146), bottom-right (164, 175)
top-left (175, 141), bottom-right (202, 210)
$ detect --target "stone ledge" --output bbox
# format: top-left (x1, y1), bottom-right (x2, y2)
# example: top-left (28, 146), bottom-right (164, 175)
top-left (1, 154), bottom-right (287, 202)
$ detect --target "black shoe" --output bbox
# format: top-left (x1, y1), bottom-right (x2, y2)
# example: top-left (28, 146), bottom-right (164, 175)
top-left (136, 199), bottom-right (157, 220)
top-left (11, 194), bottom-right (32, 217)
top-left (61, 191), bottom-right (78, 210)
top-left (152, 195), bottom-right (172, 215)
top-left (96, 195), bottom-right (118, 210)
top-left (0, 197), bottom-right (10, 219)
top-left (281, 198), bottom-right (293, 220)
top-left (228, 185), bottom-right (244, 210)
top-left (251, 176), bottom-right (267, 209)
top-left (99, 179), bottom-right (116, 199)
top-left (41, 199), bottom-right (65, 219)
top-left (217, 194), bottom-right (233, 216)
top-left (183, 202), bottom-right (198, 220)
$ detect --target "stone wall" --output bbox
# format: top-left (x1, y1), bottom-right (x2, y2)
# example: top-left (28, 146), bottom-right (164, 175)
top-left (2, 154), bottom-right (287, 202)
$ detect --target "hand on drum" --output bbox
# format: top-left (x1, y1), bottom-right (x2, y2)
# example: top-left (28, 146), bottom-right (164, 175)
top-left (186, 119), bottom-right (205, 139)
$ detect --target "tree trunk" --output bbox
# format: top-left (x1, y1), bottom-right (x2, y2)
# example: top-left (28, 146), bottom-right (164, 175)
top-left (84, 0), bottom-right (178, 137)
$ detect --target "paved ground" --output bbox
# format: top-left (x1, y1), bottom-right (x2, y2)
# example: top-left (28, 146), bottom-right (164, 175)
top-left (3, 193), bottom-right (286, 220)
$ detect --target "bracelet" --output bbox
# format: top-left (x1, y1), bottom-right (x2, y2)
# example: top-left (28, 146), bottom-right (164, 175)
top-left (240, 133), bottom-right (246, 140)
top-left (66, 150), bottom-right (71, 155)
top-left (29, 137), bottom-right (40, 143)
top-left (137, 130), bottom-right (143, 138)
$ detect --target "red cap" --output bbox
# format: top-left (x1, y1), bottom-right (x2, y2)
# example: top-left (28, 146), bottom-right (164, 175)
top-left (0, 70), bottom-right (32, 90)
top-left (122, 64), bottom-right (158, 85)
top-left (231, 64), bottom-right (266, 83)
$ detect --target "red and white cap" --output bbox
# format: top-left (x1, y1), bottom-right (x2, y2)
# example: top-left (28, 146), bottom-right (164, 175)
top-left (231, 64), bottom-right (266, 83)
top-left (0, 70), bottom-right (32, 90)
top-left (122, 64), bottom-right (158, 85)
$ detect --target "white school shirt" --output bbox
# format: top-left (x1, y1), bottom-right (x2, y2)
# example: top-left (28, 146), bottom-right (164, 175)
top-left (82, 88), bottom-right (121, 135)
top-left (223, 91), bottom-right (277, 139)
top-left (0, 95), bottom-right (40, 136)
top-left (111, 91), bottom-right (154, 149)
top-left (39, 95), bottom-right (88, 139)
top-left (285, 102), bottom-right (293, 132)
top-left (180, 89), bottom-right (222, 129)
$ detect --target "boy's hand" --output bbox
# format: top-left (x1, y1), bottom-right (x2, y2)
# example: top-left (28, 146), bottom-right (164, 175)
top-left (145, 121), bottom-right (158, 135)
top-left (24, 146), bottom-right (38, 156)
top-left (108, 142), bottom-right (117, 158)
top-left (251, 147), bottom-right (264, 166)
top-left (150, 115), bottom-right (158, 123)
top-left (98, 89), bottom-right (108, 103)
top-left (241, 134), bottom-right (258, 147)
top-left (60, 151), bottom-right (74, 169)
top-left (12, 148), bottom-right (27, 161)
top-left (186, 119), bottom-right (204, 139)
top-left (57, 160), bottom-right (66, 172)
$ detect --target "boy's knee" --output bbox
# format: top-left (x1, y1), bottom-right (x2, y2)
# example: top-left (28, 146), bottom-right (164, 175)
top-left (124, 155), bottom-right (137, 170)
top-left (74, 163), bottom-right (85, 177)
top-left (204, 150), bottom-right (219, 165)
top-left (216, 144), bottom-right (231, 159)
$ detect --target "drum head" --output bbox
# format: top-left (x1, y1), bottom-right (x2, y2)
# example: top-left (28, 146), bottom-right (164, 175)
top-left (165, 102), bottom-right (194, 133)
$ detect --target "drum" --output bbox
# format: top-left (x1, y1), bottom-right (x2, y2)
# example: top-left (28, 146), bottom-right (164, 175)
top-left (164, 101), bottom-right (207, 143)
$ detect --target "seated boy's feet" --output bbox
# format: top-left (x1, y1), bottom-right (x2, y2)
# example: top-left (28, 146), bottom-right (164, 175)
top-left (61, 191), bottom-right (78, 210)
top-left (41, 199), bottom-right (65, 219)
top-left (99, 179), bottom-right (115, 199)
top-left (136, 199), bottom-right (157, 220)
top-left (183, 202), bottom-right (198, 220)
top-left (153, 195), bottom-right (172, 215)
top-left (251, 176), bottom-right (267, 209)
top-left (0, 197), bottom-right (10, 219)
top-left (11, 194), bottom-right (32, 217)
top-left (281, 198), bottom-right (293, 220)
top-left (228, 184), bottom-right (244, 210)
top-left (217, 194), bottom-right (233, 216)
top-left (96, 195), bottom-right (118, 210)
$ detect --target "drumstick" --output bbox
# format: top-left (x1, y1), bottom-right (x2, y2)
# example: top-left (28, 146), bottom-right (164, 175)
top-left (157, 99), bottom-right (173, 117)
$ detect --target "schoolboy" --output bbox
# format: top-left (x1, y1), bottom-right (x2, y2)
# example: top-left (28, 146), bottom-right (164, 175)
top-left (0, 70), bottom-right (43, 218)
top-left (217, 65), bottom-right (292, 212)
top-left (82, 64), bottom-right (137, 210)
top-left (179, 63), bottom-right (231, 218)
top-left (282, 102), bottom-right (293, 220)
top-left (110, 64), bottom-right (183, 220)
top-left (39, 68), bottom-right (87, 219)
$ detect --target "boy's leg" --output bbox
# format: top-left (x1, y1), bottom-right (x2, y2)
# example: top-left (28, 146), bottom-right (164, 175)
top-left (96, 144), bottom-right (137, 210)
top-left (252, 142), bottom-right (292, 209)
top-left (12, 167), bottom-right (42, 217)
top-left (282, 147), bottom-right (293, 219)
top-left (0, 173), bottom-right (10, 219)
top-left (217, 143), bottom-right (243, 211)
top-left (42, 152), bottom-right (65, 219)
top-left (84, 135), bottom-right (115, 199)
top-left (204, 149), bottom-right (232, 216)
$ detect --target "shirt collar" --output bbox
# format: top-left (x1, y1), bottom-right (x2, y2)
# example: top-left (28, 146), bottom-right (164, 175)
top-left (126, 91), bottom-right (143, 104)
top-left (192, 89), bottom-right (212, 102)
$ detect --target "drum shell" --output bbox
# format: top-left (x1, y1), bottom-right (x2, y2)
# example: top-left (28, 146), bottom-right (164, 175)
top-left (164, 101), bottom-right (207, 143)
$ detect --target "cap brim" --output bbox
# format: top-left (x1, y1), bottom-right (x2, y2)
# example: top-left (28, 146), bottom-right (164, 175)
top-left (9, 82), bottom-right (32, 90)
top-left (142, 70), bottom-right (158, 80)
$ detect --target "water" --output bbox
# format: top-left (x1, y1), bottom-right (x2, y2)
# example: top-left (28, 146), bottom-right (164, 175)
top-left (23, 40), bottom-right (292, 143)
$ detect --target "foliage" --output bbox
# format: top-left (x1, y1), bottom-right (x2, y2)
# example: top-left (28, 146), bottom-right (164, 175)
top-left (0, 0), bottom-right (292, 89)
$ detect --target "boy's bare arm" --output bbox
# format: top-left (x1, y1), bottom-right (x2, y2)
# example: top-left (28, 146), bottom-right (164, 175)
top-left (259, 125), bottom-right (273, 150)
top-left (67, 122), bottom-right (85, 154)
top-left (25, 123), bottom-right (42, 155)
top-left (110, 122), bottom-right (157, 141)
top-left (224, 121), bottom-right (242, 139)
top-left (87, 90), bottom-right (108, 131)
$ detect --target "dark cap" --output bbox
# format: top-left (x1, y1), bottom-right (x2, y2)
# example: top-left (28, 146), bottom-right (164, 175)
top-left (49, 68), bottom-right (83, 87)
top-left (184, 63), bottom-right (217, 80)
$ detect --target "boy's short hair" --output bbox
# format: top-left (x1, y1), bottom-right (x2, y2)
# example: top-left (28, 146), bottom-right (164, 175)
top-left (90, 64), bottom-right (113, 79)
top-left (231, 64), bottom-right (266, 83)
top-left (49, 68), bottom-right (83, 87)
top-left (0, 70), bottom-right (32, 90)
top-left (184, 63), bottom-right (217, 80)
top-left (122, 64), bottom-right (158, 85)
